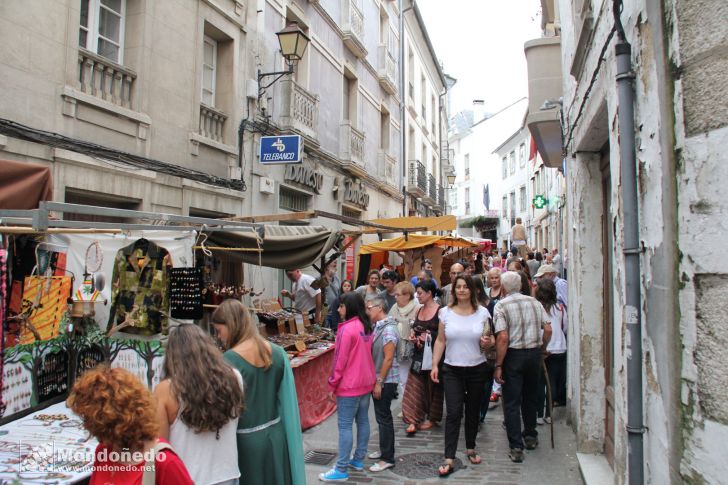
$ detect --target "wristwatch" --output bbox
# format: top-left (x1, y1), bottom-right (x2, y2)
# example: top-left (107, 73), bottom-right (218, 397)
top-left (376, 377), bottom-right (384, 385)
top-left (495, 364), bottom-right (503, 368)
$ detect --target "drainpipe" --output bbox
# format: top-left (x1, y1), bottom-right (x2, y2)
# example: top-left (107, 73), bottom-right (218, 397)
top-left (399, 0), bottom-right (412, 217)
top-left (614, 13), bottom-right (644, 485)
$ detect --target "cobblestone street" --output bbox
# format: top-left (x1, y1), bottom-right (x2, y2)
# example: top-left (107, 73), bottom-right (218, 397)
top-left (303, 394), bottom-right (582, 484)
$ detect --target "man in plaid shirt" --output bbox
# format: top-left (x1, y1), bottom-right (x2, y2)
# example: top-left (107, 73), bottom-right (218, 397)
top-left (493, 272), bottom-right (552, 463)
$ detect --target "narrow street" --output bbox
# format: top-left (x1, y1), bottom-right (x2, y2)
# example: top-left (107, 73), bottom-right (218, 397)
top-left (303, 395), bottom-right (581, 484)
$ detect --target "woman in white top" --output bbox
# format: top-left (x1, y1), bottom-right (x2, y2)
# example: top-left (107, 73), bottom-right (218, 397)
top-left (154, 324), bottom-right (245, 485)
top-left (535, 278), bottom-right (568, 420)
top-left (431, 275), bottom-right (494, 477)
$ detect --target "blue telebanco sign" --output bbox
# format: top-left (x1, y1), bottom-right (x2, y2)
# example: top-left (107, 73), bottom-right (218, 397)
top-left (259, 135), bottom-right (303, 164)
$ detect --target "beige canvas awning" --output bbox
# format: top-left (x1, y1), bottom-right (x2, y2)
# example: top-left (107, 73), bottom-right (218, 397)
top-left (207, 225), bottom-right (340, 269)
top-left (366, 215), bottom-right (456, 232)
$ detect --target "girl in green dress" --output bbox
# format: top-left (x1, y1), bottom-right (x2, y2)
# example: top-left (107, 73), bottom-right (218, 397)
top-left (212, 299), bottom-right (306, 485)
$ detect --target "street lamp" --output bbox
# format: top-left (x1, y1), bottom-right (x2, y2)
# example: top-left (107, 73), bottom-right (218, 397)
top-left (258, 22), bottom-right (310, 106)
top-left (447, 173), bottom-right (456, 186)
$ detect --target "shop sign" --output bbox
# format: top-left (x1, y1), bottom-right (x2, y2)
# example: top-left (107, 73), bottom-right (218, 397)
top-left (343, 179), bottom-right (369, 209)
top-left (344, 236), bottom-right (355, 281)
top-left (259, 135), bottom-right (303, 164)
top-left (284, 163), bottom-right (323, 194)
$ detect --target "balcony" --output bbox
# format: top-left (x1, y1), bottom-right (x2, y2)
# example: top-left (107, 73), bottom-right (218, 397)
top-left (377, 151), bottom-right (400, 196)
top-left (198, 104), bottom-right (227, 143)
top-left (433, 183), bottom-right (444, 212)
top-left (524, 36), bottom-right (563, 168)
top-left (340, 122), bottom-right (366, 178)
top-left (407, 160), bottom-right (426, 197)
top-left (279, 79), bottom-right (319, 145)
top-left (423, 173), bottom-right (437, 205)
top-left (377, 45), bottom-right (397, 95)
top-left (342, 0), bottom-right (367, 58)
top-left (77, 48), bottom-right (136, 109)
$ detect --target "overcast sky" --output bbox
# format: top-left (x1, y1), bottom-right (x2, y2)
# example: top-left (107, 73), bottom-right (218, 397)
top-left (416, 0), bottom-right (542, 116)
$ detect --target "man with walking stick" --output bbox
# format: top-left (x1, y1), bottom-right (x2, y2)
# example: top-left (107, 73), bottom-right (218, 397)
top-left (493, 271), bottom-right (552, 463)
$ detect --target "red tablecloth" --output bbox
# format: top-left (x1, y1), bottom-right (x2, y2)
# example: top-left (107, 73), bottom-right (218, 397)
top-left (292, 345), bottom-right (337, 430)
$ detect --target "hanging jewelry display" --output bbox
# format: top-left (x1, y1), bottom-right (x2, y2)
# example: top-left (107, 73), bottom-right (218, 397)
top-left (169, 267), bottom-right (203, 319)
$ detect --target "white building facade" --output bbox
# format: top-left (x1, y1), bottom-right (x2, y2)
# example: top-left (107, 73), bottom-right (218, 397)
top-left (401, 0), bottom-right (448, 218)
top-left (448, 99), bottom-right (528, 246)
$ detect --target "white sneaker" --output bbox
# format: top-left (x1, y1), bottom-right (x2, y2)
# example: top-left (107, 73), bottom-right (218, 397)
top-left (536, 417), bottom-right (545, 425)
top-left (544, 416), bottom-right (552, 424)
top-left (367, 451), bottom-right (381, 459)
top-left (369, 461), bottom-right (394, 472)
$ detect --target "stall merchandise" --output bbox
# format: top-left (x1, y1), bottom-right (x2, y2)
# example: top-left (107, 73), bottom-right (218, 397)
top-left (169, 267), bottom-right (203, 320)
top-left (107, 238), bottom-right (173, 335)
top-left (0, 401), bottom-right (98, 484)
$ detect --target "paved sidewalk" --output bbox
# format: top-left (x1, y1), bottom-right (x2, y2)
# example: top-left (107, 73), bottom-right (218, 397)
top-left (303, 394), bottom-right (582, 484)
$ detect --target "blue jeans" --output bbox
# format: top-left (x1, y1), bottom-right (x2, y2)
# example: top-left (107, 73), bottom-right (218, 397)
top-left (335, 394), bottom-right (371, 472)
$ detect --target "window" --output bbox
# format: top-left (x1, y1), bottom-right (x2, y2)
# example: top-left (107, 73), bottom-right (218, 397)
top-left (343, 74), bottom-right (358, 125)
top-left (465, 187), bottom-right (470, 214)
top-left (421, 75), bottom-right (427, 118)
top-left (464, 154), bottom-right (470, 180)
top-left (408, 49), bottom-right (414, 99)
top-left (519, 186), bottom-right (527, 212)
top-left (279, 187), bottom-right (310, 212)
top-left (201, 36), bottom-right (217, 106)
top-left (431, 95), bottom-right (437, 134)
top-left (510, 192), bottom-right (516, 219)
top-left (422, 143), bottom-right (427, 165)
top-left (449, 188), bottom-right (458, 210)
top-left (79, 0), bottom-right (126, 63)
top-left (342, 206), bottom-right (362, 219)
top-left (380, 111), bottom-right (390, 151)
top-left (519, 143), bottom-right (526, 168)
top-left (408, 125), bottom-right (415, 157)
top-left (509, 151), bottom-right (516, 175)
top-left (502, 156), bottom-right (508, 179)
top-left (64, 188), bottom-right (139, 223)
top-left (502, 195), bottom-right (508, 219)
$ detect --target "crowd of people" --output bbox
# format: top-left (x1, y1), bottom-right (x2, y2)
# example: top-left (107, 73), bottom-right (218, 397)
top-left (63, 244), bottom-right (567, 483)
top-left (316, 245), bottom-right (568, 480)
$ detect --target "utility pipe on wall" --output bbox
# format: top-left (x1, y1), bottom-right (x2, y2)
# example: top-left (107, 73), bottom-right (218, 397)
top-left (615, 23), bottom-right (645, 485)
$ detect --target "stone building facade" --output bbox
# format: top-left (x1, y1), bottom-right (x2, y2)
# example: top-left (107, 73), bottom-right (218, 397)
top-left (527, 0), bottom-right (728, 482)
top-left (0, 0), bottom-right (448, 288)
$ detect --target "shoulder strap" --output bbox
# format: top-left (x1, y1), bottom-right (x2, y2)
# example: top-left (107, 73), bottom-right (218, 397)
top-left (141, 441), bottom-right (175, 485)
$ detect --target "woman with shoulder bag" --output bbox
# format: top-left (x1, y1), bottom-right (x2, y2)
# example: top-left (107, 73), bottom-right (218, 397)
top-left (401, 280), bottom-right (444, 436)
top-left (431, 275), bottom-right (494, 477)
top-left (388, 281), bottom-right (420, 387)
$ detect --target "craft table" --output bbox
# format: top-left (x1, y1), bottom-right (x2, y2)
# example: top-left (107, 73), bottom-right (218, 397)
top-left (290, 343), bottom-right (337, 430)
top-left (0, 401), bottom-right (98, 484)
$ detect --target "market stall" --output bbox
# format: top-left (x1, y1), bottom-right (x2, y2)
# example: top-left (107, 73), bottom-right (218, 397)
top-left (357, 234), bottom-right (478, 287)
top-left (0, 201), bottom-right (346, 481)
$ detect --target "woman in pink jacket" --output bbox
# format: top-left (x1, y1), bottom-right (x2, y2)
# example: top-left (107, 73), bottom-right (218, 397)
top-left (319, 292), bottom-right (376, 483)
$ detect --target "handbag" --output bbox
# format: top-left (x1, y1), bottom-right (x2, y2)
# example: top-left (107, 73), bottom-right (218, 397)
top-left (421, 333), bottom-right (433, 371)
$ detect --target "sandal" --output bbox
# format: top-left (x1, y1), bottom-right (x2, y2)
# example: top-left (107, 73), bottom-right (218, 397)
top-left (465, 450), bottom-right (481, 465)
top-left (405, 424), bottom-right (417, 436)
top-left (438, 461), bottom-right (455, 477)
top-left (418, 420), bottom-right (433, 430)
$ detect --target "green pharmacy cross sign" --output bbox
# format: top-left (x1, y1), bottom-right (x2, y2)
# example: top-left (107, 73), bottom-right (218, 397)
top-left (533, 195), bottom-right (548, 209)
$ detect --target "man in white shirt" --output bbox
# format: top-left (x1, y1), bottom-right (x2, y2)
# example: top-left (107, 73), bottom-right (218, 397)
top-left (534, 264), bottom-right (568, 307)
top-left (551, 248), bottom-right (563, 277)
top-left (281, 269), bottom-right (322, 325)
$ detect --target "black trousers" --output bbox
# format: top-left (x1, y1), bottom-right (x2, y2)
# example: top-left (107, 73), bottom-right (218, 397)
top-left (478, 363), bottom-right (495, 421)
top-left (502, 348), bottom-right (542, 450)
top-left (442, 361), bottom-right (491, 459)
top-left (372, 383), bottom-right (398, 464)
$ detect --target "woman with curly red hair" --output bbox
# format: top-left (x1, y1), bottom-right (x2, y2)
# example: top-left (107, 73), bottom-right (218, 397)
top-left (154, 324), bottom-right (245, 485)
top-left (67, 366), bottom-right (193, 485)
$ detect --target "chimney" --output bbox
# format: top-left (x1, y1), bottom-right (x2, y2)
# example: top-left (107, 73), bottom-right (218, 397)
top-left (472, 99), bottom-right (486, 123)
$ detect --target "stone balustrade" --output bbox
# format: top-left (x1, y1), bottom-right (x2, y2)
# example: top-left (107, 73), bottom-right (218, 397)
top-left (77, 48), bottom-right (136, 109)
